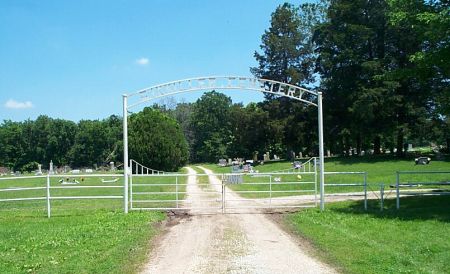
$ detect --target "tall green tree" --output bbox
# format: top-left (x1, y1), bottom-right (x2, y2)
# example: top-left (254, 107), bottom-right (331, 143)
top-left (315, 0), bottom-right (401, 155)
top-left (388, 0), bottom-right (450, 151)
top-left (129, 107), bottom-right (188, 171)
top-left (190, 91), bottom-right (232, 162)
top-left (251, 2), bottom-right (325, 157)
top-left (69, 120), bottom-right (109, 167)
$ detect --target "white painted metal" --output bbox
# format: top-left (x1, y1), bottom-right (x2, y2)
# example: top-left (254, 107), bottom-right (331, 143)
top-left (0, 175), bottom-right (47, 181)
top-left (130, 159), bottom-right (133, 210)
top-left (123, 76), bottom-right (325, 212)
top-left (123, 95), bottom-right (129, 214)
top-left (0, 197), bottom-right (46, 202)
top-left (318, 92), bottom-right (325, 211)
top-left (0, 174), bottom-right (126, 218)
top-left (129, 171), bottom-right (317, 211)
top-left (0, 187), bottom-right (46, 192)
top-left (46, 174), bottom-right (51, 218)
top-left (127, 76), bottom-right (318, 109)
top-left (270, 157), bottom-right (316, 173)
top-left (50, 196), bottom-right (123, 200)
top-left (396, 170), bottom-right (450, 209)
top-left (323, 171), bottom-right (368, 210)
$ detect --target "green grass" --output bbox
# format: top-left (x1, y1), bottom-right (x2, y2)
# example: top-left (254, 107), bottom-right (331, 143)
top-left (190, 166), bottom-right (209, 189)
top-left (0, 210), bottom-right (164, 274)
top-left (130, 169), bottom-right (188, 209)
top-left (0, 170), bottom-right (188, 213)
top-left (0, 169), bottom-right (192, 273)
top-left (286, 196), bottom-right (450, 274)
top-left (201, 156), bottom-right (450, 197)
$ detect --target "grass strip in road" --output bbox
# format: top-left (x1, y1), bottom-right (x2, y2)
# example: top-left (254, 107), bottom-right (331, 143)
top-left (0, 210), bottom-right (165, 274)
top-left (190, 166), bottom-right (209, 189)
top-left (286, 196), bottom-right (450, 274)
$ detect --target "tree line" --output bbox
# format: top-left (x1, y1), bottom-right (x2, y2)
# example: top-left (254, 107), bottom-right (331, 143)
top-left (163, 0), bottom-right (449, 163)
top-left (1, 0), bottom-right (448, 171)
top-left (252, 0), bottom-right (449, 158)
top-left (0, 115), bottom-right (123, 171)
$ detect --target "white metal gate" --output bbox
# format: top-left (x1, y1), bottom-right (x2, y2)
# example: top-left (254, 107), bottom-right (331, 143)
top-left (129, 159), bottom-right (318, 213)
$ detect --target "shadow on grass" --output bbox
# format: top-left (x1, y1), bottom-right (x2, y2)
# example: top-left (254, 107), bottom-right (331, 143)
top-left (330, 195), bottom-right (450, 222)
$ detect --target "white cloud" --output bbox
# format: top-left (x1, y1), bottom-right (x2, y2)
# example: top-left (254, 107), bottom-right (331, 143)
top-left (4, 99), bottom-right (34, 109)
top-left (136, 57), bottom-right (149, 66)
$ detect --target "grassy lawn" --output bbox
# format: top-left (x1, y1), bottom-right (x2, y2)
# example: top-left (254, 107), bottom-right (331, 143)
top-left (0, 210), bottom-right (164, 274)
top-left (0, 170), bottom-right (193, 273)
top-left (190, 166), bottom-right (209, 189)
top-left (287, 196), bottom-right (450, 274)
top-left (201, 156), bottom-right (450, 197)
top-left (0, 170), bottom-right (188, 212)
top-left (130, 169), bottom-right (188, 209)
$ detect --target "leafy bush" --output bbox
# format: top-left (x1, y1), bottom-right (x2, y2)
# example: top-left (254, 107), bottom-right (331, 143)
top-left (129, 107), bottom-right (189, 171)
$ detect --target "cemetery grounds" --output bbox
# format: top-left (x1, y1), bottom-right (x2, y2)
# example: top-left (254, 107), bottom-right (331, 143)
top-left (0, 157), bottom-right (449, 273)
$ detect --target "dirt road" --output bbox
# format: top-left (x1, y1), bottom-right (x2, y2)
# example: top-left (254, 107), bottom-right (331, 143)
top-left (141, 167), bottom-right (336, 274)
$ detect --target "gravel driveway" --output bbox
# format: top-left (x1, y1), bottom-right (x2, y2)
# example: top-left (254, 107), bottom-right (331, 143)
top-left (141, 167), bottom-right (336, 274)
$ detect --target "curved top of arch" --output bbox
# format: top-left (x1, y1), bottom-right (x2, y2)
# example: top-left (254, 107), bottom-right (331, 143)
top-left (125, 76), bottom-right (318, 110)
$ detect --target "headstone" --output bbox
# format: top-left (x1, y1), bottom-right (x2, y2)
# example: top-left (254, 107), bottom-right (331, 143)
top-left (264, 152), bottom-right (270, 161)
top-left (85, 169), bottom-right (93, 173)
top-left (71, 169), bottom-right (80, 174)
top-left (218, 159), bottom-right (227, 167)
top-left (228, 158), bottom-right (232, 165)
top-left (327, 150), bottom-right (331, 157)
top-left (253, 151), bottom-right (259, 162)
top-left (110, 162), bottom-right (115, 171)
top-left (35, 164), bottom-right (43, 175)
top-left (49, 160), bottom-right (54, 175)
top-left (360, 150), bottom-right (365, 156)
top-left (231, 165), bottom-right (241, 173)
top-left (299, 152), bottom-right (303, 158)
top-left (408, 144), bottom-right (413, 151)
top-left (290, 151), bottom-right (295, 161)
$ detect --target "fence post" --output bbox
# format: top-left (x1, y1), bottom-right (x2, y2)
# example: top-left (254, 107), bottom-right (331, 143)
top-left (222, 175), bottom-right (225, 214)
top-left (314, 158), bottom-right (318, 207)
top-left (396, 172), bottom-right (400, 210)
top-left (364, 172), bottom-right (368, 211)
top-left (269, 175), bottom-right (272, 208)
top-left (46, 174), bottom-right (51, 218)
top-left (380, 183), bottom-right (384, 212)
top-left (176, 175), bottom-right (179, 209)
top-left (129, 161), bottom-right (133, 210)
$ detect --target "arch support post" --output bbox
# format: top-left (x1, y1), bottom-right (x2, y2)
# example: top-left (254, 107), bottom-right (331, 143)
top-left (123, 94), bottom-right (129, 214)
top-left (318, 92), bottom-right (325, 211)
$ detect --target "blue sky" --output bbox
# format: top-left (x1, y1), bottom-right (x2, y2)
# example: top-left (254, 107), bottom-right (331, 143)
top-left (0, 0), bottom-right (302, 122)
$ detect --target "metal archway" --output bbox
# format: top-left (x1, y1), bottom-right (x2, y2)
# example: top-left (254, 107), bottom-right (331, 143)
top-left (122, 76), bottom-right (325, 213)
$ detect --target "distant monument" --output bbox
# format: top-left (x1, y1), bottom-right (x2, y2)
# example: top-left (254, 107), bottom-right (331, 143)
top-left (35, 164), bottom-right (43, 175)
top-left (49, 160), bottom-right (55, 175)
top-left (263, 152), bottom-right (270, 162)
top-left (110, 162), bottom-right (115, 171)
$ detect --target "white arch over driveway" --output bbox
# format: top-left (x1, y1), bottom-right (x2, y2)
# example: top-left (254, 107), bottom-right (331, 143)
top-left (122, 76), bottom-right (325, 212)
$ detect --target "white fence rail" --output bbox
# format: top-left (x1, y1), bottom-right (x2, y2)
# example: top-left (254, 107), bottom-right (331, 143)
top-left (395, 171), bottom-right (450, 209)
top-left (130, 165), bottom-right (318, 212)
top-left (0, 174), bottom-right (123, 218)
top-left (324, 171), bottom-right (368, 210)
